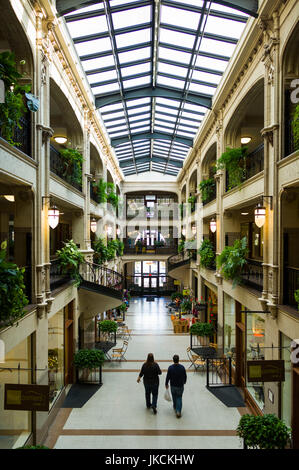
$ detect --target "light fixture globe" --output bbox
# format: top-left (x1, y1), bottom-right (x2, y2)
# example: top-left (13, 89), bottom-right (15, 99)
top-left (241, 136), bottom-right (252, 145)
top-left (255, 203), bottom-right (266, 228)
top-left (90, 218), bottom-right (97, 233)
top-left (54, 136), bottom-right (67, 144)
top-left (210, 218), bottom-right (217, 233)
top-left (48, 205), bottom-right (60, 229)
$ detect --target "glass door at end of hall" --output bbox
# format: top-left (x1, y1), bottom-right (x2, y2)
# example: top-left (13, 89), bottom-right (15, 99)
top-left (143, 276), bottom-right (158, 294)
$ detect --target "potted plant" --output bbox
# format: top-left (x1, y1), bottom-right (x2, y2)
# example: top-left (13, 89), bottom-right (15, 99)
top-left (198, 239), bottom-right (216, 269)
top-left (98, 319), bottom-right (118, 340)
top-left (198, 178), bottom-right (216, 203)
top-left (236, 414), bottom-right (292, 449)
top-left (188, 195), bottom-right (196, 212)
top-left (93, 236), bottom-right (108, 264)
top-left (171, 292), bottom-right (184, 303)
top-left (178, 239), bottom-right (185, 254)
top-left (106, 182), bottom-right (119, 208)
top-left (180, 298), bottom-right (192, 314)
top-left (91, 178), bottom-right (107, 204)
top-left (0, 51), bottom-right (31, 147)
top-left (216, 146), bottom-right (248, 190)
top-left (217, 237), bottom-right (248, 287)
top-left (56, 239), bottom-right (84, 286)
top-left (48, 349), bottom-right (59, 382)
top-left (294, 289), bottom-right (299, 310)
top-left (0, 241), bottom-right (29, 328)
top-left (135, 240), bottom-right (143, 252)
top-left (115, 240), bottom-right (124, 257)
top-left (59, 148), bottom-right (83, 187)
top-left (73, 349), bottom-right (105, 383)
top-left (190, 322), bottom-right (215, 346)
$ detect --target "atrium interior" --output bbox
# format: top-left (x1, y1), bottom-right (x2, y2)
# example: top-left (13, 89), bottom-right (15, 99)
top-left (0, 0), bottom-right (298, 451)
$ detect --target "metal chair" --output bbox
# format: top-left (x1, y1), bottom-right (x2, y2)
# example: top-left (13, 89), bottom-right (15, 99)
top-left (111, 340), bottom-right (128, 361)
top-left (186, 347), bottom-right (205, 371)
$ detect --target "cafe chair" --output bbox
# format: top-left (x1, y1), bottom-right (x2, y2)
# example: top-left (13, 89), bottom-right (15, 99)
top-left (186, 347), bottom-right (205, 372)
top-left (111, 340), bottom-right (128, 361)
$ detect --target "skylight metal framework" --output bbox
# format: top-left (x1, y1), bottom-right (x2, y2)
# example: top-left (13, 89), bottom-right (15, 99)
top-left (59, 0), bottom-right (256, 176)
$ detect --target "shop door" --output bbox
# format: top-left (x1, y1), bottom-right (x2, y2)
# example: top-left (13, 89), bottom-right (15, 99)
top-left (143, 276), bottom-right (158, 294)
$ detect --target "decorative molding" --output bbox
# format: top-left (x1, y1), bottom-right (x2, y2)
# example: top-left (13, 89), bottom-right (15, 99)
top-left (36, 124), bottom-right (54, 143)
top-left (261, 124), bottom-right (279, 145)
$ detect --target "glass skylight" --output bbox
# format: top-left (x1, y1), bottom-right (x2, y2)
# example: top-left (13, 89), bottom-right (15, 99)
top-left (62, 0), bottom-right (250, 176)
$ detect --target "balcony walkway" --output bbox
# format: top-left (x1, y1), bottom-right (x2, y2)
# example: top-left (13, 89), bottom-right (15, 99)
top-left (46, 298), bottom-right (249, 450)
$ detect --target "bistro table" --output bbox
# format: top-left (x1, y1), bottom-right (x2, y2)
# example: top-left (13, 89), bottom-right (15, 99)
top-left (191, 346), bottom-right (217, 359)
top-left (95, 341), bottom-right (116, 360)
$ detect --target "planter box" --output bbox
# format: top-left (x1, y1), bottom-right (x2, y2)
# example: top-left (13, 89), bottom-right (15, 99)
top-left (76, 366), bottom-right (102, 385)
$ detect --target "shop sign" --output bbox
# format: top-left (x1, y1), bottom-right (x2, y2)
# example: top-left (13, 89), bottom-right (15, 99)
top-left (4, 384), bottom-right (50, 412)
top-left (247, 360), bottom-right (285, 383)
top-left (174, 280), bottom-right (180, 285)
top-left (183, 289), bottom-right (190, 296)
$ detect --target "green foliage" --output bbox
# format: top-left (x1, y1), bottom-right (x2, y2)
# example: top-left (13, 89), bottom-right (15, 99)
top-left (0, 240), bottom-right (29, 326)
top-left (56, 239), bottom-right (84, 286)
top-left (295, 289), bottom-right (299, 310)
top-left (74, 349), bottom-right (105, 369)
top-left (115, 239), bottom-right (124, 257)
top-left (93, 237), bottom-right (108, 264)
top-left (292, 104), bottom-right (299, 151)
top-left (178, 239), bottom-right (185, 253)
top-left (217, 237), bottom-right (248, 287)
top-left (216, 146), bottom-right (248, 190)
top-left (198, 178), bottom-right (216, 202)
top-left (198, 239), bottom-right (215, 268)
top-left (179, 203), bottom-right (184, 219)
top-left (118, 302), bottom-right (127, 313)
top-left (59, 148), bottom-right (83, 186)
top-left (188, 195), bottom-right (196, 211)
top-left (181, 298), bottom-right (192, 312)
top-left (91, 178), bottom-right (107, 204)
top-left (171, 292), bottom-right (184, 302)
top-left (190, 322), bottom-right (215, 337)
top-left (107, 239), bottom-right (118, 260)
top-left (236, 414), bottom-right (291, 449)
top-left (98, 320), bottom-right (118, 333)
top-left (106, 182), bottom-right (119, 208)
top-left (154, 240), bottom-right (165, 247)
top-left (0, 51), bottom-right (31, 146)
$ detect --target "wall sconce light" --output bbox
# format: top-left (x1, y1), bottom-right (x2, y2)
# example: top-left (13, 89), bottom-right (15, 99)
top-left (90, 217), bottom-right (97, 233)
top-left (254, 196), bottom-right (272, 228)
top-left (241, 136), bottom-right (252, 145)
top-left (116, 227), bottom-right (121, 236)
top-left (192, 225), bottom-right (197, 235)
top-left (106, 225), bottom-right (113, 236)
top-left (182, 228), bottom-right (186, 237)
top-left (4, 195), bottom-right (15, 202)
top-left (42, 196), bottom-right (61, 229)
top-left (54, 136), bottom-right (67, 144)
top-left (210, 218), bottom-right (217, 233)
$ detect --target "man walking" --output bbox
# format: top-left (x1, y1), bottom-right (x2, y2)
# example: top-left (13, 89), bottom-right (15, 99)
top-left (165, 354), bottom-right (187, 418)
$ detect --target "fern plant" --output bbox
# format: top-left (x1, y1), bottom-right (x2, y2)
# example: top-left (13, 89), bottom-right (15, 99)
top-left (93, 237), bottom-right (108, 264)
top-left (59, 148), bottom-right (83, 186)
top-left (216, 146), bottom-right (248, 190)
top-left (198, 239), bottom-right (215, 268)
top-left (92, 178), bottom-right (107, 204)
top-left (217, 237), bottom-right (248, 287)
top-left (198, 178), bottom-right (216, 202)
top-left (56, 239), bottom-right (84, 286)
top-left (292, 104), bottom-right (299, 151)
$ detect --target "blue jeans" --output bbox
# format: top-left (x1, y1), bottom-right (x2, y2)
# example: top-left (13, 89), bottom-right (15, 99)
top-left (144, 383), bottom-right (159, 408)
top-left (171, 386), bottom-right (184, 413)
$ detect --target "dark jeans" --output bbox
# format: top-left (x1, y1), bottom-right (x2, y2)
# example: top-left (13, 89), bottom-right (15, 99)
top-left (144, 383), bottom-right (159, 408)
top-left (171, 385), bottom-right (184, 413)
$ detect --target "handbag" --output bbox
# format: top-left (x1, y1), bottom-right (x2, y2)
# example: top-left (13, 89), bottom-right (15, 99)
top-left (164, 388), bottom-right (171, 402)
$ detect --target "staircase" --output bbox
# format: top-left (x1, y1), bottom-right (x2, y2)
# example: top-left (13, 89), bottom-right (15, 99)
top-left (167, 251), bottom-right (193, 284)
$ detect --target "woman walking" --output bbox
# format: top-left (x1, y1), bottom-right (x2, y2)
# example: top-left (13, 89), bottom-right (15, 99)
top-left (137, 353), bottom-right (162, 414)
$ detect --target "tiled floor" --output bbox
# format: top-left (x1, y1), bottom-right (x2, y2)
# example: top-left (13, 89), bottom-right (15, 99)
top-left (49, 297), bottom-right (247, 449)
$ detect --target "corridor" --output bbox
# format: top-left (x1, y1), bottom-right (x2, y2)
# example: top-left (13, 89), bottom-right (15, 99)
top-left (47, 298), bottom-right (247, 450)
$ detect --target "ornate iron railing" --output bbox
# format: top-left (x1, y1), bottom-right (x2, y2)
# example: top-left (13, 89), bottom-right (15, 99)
top-left (0, 113), bottom-right (32, 157)
top-left (202, 184), bottom-right (217, 206)
top-left (240, 259), bottom-right (263, 292)
top-left (50, 258), bottom-right (71, 290)
top-left (168, 251), bottom-right (192, 271)
top-left (50, 145), bottom-right (82, 192)
top-left (225, 144), bottom-right (264, 191)
top-left (284, 266), bottom-right (299, 307)
top-left (79, 262), bottom-right (123, 293)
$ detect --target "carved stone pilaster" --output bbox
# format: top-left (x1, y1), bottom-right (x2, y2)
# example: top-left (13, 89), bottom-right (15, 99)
top-left (215, 272), bottom-right (223, 285)
top-left (36, 124), bottom-right (54, 144)
top-left (261, 124), bottom-right (279, 146)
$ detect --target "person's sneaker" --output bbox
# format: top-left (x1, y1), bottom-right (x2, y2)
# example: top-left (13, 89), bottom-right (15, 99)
top-left (147, 404), bottom-right (151, 409)
top-left (176, 412), bottom-right (181, 418)
top-left (152, 407), bottom-right (157, 414)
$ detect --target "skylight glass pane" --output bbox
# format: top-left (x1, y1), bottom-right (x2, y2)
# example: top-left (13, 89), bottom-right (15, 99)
top-left (184, 103), bottom-right (207, 113)
top-left (159, 46), bottom-right (191, 65)
top-left (155, 104), bottom-right (178, 115)
top-left (188, 82), bottom-right (214, 95)
top-left (82, 55), bottom-right (115, 70)
top-left (158, 62), bottom-right (188, 79)
top-left (200, 38), bottom-right (236, 57)
top-left (116, 29), bottom-right (151, 49)
top-left (156, 97), bottom-right (180, 108)
top-left (157, 75), bottom-right (184, 90)
top-left (195, 55), bottom-right (227, 72)
top-left (212, 3), bottom-right (248, 17)
top-left (191, 70), bottom-right (221, 85)
top-left (160, 29), bottom-right (195, 49)
top-left (203, 15), bottom-right (246, 39)
top-left (155, 112), bottom-right (177, 123)
top-left (127, 105), bottom-right (151, 115)
top-left (67, 16), bottom-right (108, 37)
top-left (92, 83), bottom-right (120, 94)
top-left (75, 37), bottom-right (112, 57)
top-left (110, 126), bottom-right (129, 134)
top-left (161, 5), bottom-right (200, 30)
top-left (106, 119), bottom-right (127, 128)
top-left (102, 111), bottom-right (126, 120)
top-left (131, 126), bottom-right (150, 133)
top-left (130, 120), bottom-right (150, 129)
top-left (65, 5), bottom-right (101, 15)
top-left (118, 47), bottom-right (151, 64)
top-left (123, 75), bottom-right (151, 89)
top-left (88, 70), bottom-right (118, 84)
top-left (129, 114), bottom-right (151, 124)
top-left (112, 6), bottom-right (151, 29)
top-left (121, 62), bottom-right (151, 77)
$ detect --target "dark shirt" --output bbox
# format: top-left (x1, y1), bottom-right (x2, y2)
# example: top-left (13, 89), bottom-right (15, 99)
top-left (165, 363), bottom-right (187, 388)
top-left (139, 362), bottom-right (162, 385)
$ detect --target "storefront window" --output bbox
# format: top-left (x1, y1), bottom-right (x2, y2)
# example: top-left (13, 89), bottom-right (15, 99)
top-left (0, 337), bottom-right (32, 449)
top-left (281, 333), bottom-right (292, 428)
top-left (48, 309), bottom-right (64, 407)
top-left (246, 312), bottom-right (266, 411)
top-left (224, 294), bottom-right (236, 364)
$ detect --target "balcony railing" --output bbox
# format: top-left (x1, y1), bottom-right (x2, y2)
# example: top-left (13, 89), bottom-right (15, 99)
top-left (50, 258), bottom-right (71, 290)
top-left (0, 113), bottom-right (32, 158)
top-left (50, 145), bottom-right (82, 192)
top-left (226, 144), bottom-right (264, 191)
top-left (240, 258), bottom-right (263, 292)
top-left (22, 265), bottom-right (32, 304)
top-left (125, 275), bottom-right (176, 295)
top-left (284, 266), bottom-right (299, 308)
top-left (124, 240), bottom-right (177, 255)
top-left (202, 184), bottom-right (216, 206)
top-left (79, 262), bottom-right (123, 293)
